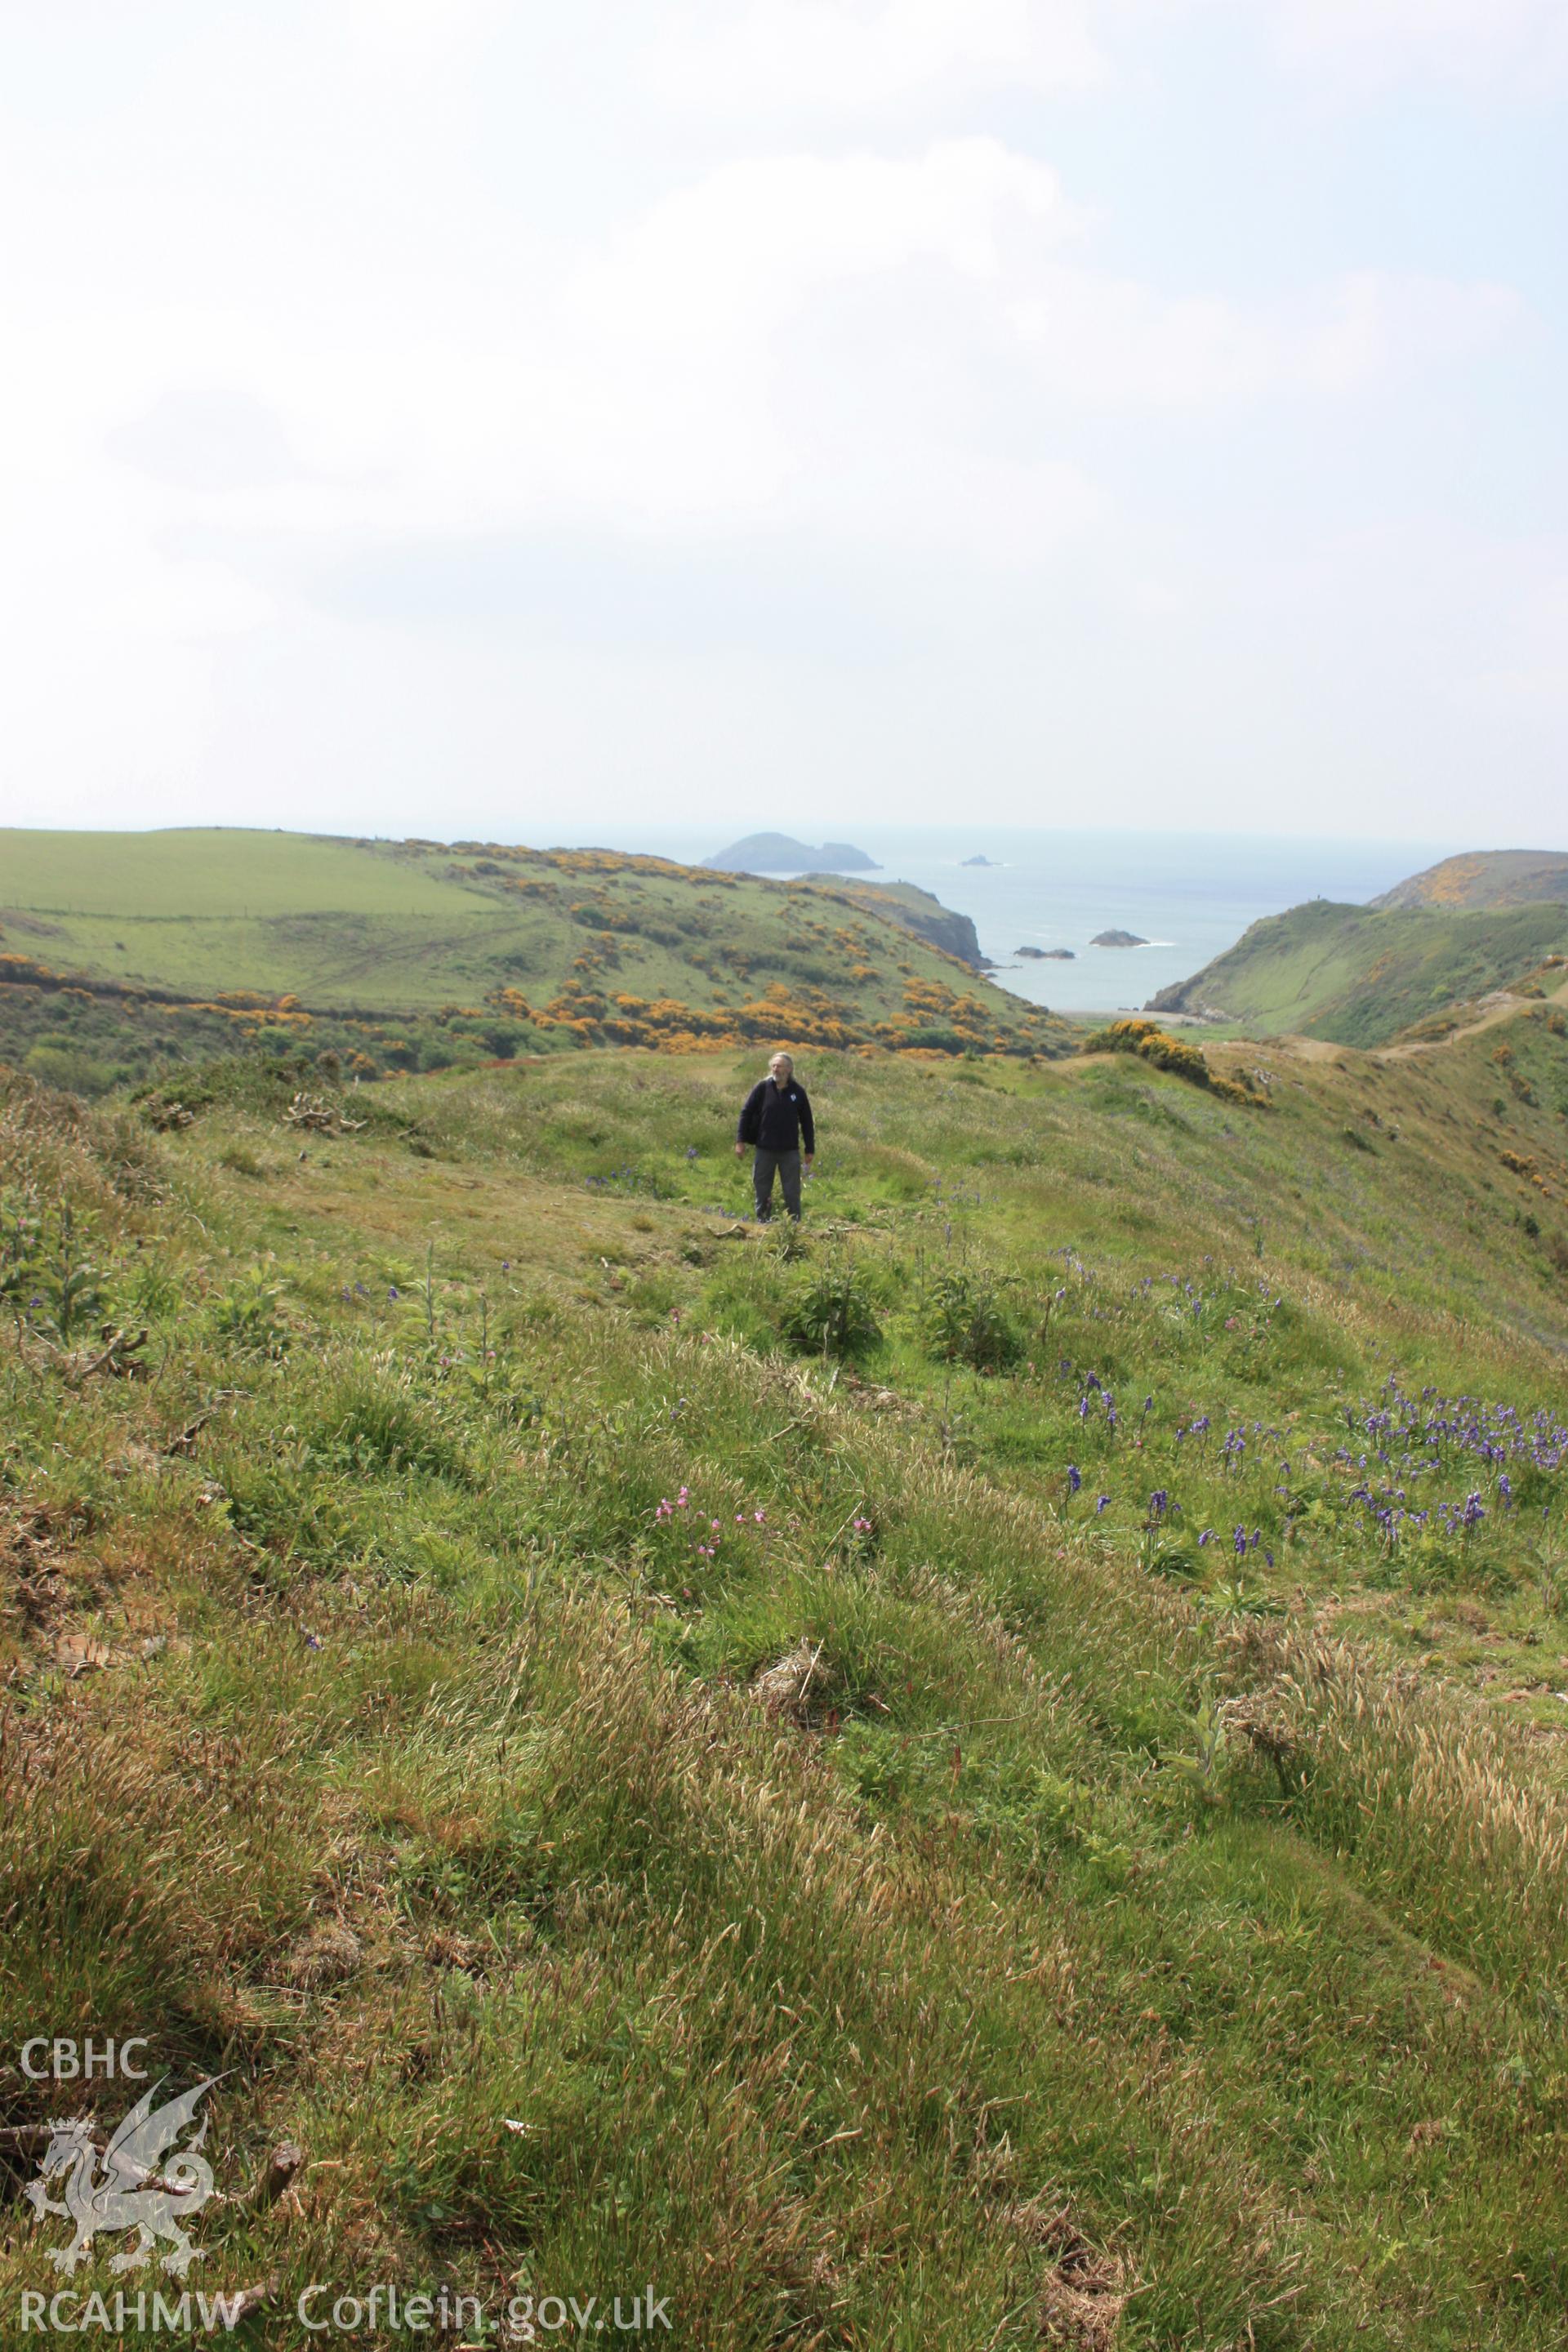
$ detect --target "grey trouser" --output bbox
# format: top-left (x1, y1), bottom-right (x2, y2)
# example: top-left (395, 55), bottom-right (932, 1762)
top-left (752, 1147), bottom-right (802, 1222)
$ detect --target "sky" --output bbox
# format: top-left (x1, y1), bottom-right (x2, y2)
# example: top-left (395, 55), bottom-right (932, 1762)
top-left (2, 0), bottom-right (1565, 849)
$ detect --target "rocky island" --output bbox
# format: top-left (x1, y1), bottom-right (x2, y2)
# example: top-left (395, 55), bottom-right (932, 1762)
top-left (1017, 946), bottom-right (1075, 960)
top-left (961, 854), bottom-right (996, 867)
top-left (707, 832), bottom-right (880, 874)
top-left (1090, 929), bottom-right (1148, 948)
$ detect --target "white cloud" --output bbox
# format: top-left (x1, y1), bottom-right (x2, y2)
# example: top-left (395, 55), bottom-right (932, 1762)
top-left (0, 1), bottom-right (1557, 838)
top-left (1263, 0), bottom-right (1568, 88)
top-left (582, 139), bottom-right (1078, 332)
top-left (554, 140), bottom-right (1083, 531)
top-left (557, 146), bottom-right (1512, 506)
top-left (651, 0), bottom-right (1108, 117)
top-left (656, 0), bottom-right (1568, 116)
top-left (0, 106), bottom-right (1522, 829)
top-left (53, 136), bottom-right (1504, 593)
top-left (1006, 268), bottom-right (1516, 412)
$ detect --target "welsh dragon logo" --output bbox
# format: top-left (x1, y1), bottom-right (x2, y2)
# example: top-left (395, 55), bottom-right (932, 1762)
top-left (25, 2078), bottom-right (220, 2277)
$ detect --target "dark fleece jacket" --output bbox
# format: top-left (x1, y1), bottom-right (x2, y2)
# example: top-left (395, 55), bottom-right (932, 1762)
top-left (737, 1076), bottom-right (814, 1155)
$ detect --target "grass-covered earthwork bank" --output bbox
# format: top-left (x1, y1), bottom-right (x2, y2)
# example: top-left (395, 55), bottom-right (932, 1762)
top-left (2, 1018), bottom-right (1568, 2345)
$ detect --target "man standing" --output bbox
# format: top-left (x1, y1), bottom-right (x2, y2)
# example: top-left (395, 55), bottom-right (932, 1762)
top-left (734, 1052), bottom-right (815, 1223)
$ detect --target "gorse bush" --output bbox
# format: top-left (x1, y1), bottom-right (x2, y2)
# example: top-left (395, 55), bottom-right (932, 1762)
top-left (1083, 1017), bottom-right (1266, 1108)
top-left (1084, 1015), bottom-right (1211, 1082)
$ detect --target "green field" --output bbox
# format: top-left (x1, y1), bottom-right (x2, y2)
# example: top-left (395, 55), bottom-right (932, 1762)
top-left (3, 1000), bottom-right (1568, 2344)
top-left (0, 827), bottom-right (471, 917)
top-left (0, 829), bottom-right (1068, 1090)
top-left (1152, 896), bottom-right (1568, 1045)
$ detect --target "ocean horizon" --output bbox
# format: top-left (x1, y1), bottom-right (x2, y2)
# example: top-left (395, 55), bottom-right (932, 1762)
top-left (550, 825), bottom-right (1463, 1015)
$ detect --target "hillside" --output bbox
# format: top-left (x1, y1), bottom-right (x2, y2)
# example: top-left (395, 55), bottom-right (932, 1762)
top-left (1374, 849), bottom-right (1568, 911)
top-left (1149, 896), bottom-right (1568, 1045)
top-left (801, 875), bottom-right (987, 966)
top-left (0, 828), bottom-right (1066, 1090)
top-left (3, 1008), bottom-right (1568, 2343)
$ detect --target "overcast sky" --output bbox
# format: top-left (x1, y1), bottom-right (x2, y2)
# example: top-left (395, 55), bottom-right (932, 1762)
top-left (2, 0), bottom-right (1565, 846)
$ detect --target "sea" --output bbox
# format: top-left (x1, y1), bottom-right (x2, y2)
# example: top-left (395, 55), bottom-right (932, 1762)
top-left (566, 826), bottom-right (1460, 1016)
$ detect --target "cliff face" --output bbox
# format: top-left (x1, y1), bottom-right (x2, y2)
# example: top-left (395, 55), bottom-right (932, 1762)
top-left (802, 876), bottom-right (986, 967)
top-left (887, 894), bottom-right (986, 965)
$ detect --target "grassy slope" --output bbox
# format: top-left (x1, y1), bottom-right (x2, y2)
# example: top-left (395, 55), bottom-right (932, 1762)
top-left (3, 1013), bottom-right (1568, 2345)
top-left (0, 828), bottom-right (471, 918)
top-left (801, 878), bottom-right (984, 964)
top-left (1374, 850), bottom-right (1568, 912)
top-left (1151, 898), bottom-right (1568, 1045)
top-left (0, 831), bottom-right (1064, 1083)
